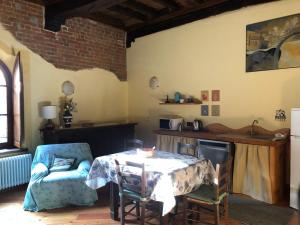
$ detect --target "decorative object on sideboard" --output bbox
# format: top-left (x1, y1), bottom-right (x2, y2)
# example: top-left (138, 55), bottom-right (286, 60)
top-left (41, 105), bottom-right (57, 129)
top-left (149, 76), bottom-right (159, 89)
top-left (275, 109), bottom-right (286, 121)
top-left (61, 97), bottom-right (77, 128)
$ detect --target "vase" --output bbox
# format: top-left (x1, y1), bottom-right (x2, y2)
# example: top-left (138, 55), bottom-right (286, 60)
top-left (63, 111), bottom-right (72, 128)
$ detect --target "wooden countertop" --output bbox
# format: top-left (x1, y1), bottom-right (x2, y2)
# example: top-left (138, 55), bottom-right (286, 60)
top-left (154, 127), bottom-right (289, 147)
top-left (41, 122), bottom-right (137, 132)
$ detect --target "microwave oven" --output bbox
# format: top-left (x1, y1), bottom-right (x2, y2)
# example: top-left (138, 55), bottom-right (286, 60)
top-left (159, 116), bottom-right (184, 130)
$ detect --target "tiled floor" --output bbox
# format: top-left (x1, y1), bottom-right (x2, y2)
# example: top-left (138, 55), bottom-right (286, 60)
top-left (0, 185), bottom-right (296, 225)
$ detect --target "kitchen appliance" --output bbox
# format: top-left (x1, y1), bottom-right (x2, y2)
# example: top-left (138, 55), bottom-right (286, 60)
top-left (160, 116), bottom-right (183, 130)
top-left (193, 119), bottom-right (203, 131)
top-left (290, 108), bottom-right (300, 210)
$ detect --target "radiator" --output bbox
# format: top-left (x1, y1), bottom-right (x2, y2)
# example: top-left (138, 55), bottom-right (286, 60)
top-left (0, 154), bottom-right (32, 190)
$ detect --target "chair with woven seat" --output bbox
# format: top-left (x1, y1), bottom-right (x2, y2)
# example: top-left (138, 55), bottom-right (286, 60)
top-left (115, 159), bottom-right (163, 225)
top-left (182, 157), bottom-right (232, 225)
top-left (177, 143), bottom-right (197, 157)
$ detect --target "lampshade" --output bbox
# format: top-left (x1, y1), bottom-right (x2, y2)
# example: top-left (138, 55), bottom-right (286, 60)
top-left (41, 105), bottom-right (57, 119)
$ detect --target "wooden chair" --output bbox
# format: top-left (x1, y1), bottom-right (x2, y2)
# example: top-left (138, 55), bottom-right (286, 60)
top-left (182, 157), bottom-right (232, 225)
top-left (124, 139), bottom-right (144, 151)
top-left (115, 159), bottom-right (163, 225)
top-left (177, 143), bottom-right (197, 157)
top-left (172, 143), bottom-right (198, 218)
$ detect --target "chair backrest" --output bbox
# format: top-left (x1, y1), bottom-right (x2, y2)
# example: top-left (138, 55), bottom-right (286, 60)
top-left (214, 156), bottom-right (232, 200)
top-left (177, 142), bottom-right (197, 157)
top-left (124, 139), bottom-right (144, 150)
top-left (32, 143), bottom-right (93, 169)
top-left (115, 159), bottom-right (147, 198)
top-left (197, 140), bottom-right (231, 167)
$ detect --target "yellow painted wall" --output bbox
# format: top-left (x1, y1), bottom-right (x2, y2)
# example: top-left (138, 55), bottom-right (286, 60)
top-left (0, 24), bottom-right (128, 152)
top-left (127, 0), bottom-right (300, 145)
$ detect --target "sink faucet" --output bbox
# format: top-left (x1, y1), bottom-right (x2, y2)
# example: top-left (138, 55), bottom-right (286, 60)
top-left (250, 119), bottom-right (259, 136)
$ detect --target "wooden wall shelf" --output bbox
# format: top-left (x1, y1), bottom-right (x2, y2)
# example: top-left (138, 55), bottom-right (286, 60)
top-left (159, 102), bottom-right (201, 105)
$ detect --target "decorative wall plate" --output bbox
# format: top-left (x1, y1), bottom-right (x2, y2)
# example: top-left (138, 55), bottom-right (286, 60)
top-left (62, 81), bottom-right (74, 96)
top-left (149, 76), bottom-right (159, 89)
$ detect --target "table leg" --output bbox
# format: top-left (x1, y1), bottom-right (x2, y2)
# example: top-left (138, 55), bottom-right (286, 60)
top-left (110, 182), bottom-right (119, 220)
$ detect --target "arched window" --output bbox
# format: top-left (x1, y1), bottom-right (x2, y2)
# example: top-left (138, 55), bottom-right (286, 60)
top-left (0, 53), bottom-right (24, 151)
top-left (0, 61), bottom-right (13, 148)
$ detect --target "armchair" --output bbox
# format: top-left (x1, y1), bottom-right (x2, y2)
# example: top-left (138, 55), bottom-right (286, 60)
top-left (23, 143), bottom-right (98, 211)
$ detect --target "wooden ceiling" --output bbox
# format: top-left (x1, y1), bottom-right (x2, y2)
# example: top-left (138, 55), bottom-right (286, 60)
top-left (26, 0), bottom-right (277, 47)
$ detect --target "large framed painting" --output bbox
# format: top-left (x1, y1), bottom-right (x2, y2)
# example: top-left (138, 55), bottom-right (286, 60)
top-left (246, 13), bottom-right (300, 72)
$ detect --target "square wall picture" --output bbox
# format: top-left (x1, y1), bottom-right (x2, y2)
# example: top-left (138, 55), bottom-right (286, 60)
top-left (201, 90), bottom-right (209, 102)
top-left (212, 90), bottom-right (220, 101)
top-left (201, 105), bottom-right (209, 116)
top-left (211, 105), bottom-right (220, 116)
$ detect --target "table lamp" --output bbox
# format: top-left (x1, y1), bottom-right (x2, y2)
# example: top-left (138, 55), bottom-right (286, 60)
top-left (41, 105), bottom-right (57, 129)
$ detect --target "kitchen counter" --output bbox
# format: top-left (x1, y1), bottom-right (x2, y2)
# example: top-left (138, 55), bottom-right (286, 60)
top-left (154, 123), bottom-right (290, 204)
top-left (154, 129), bottom-right (288, 147)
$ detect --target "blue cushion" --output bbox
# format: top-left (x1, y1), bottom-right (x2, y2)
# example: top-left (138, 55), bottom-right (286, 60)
top-left (50, 156), bottom-right (75, 172)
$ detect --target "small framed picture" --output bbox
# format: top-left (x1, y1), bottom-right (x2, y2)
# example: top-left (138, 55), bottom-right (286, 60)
top-left (201, 105), bottom-right (209, 116)
top-left (201, 90), bottom-right (209, 102)
top-left (212, 90), bottom-right (220, 101)
top-left (211, 105), bottom-right (220, 116)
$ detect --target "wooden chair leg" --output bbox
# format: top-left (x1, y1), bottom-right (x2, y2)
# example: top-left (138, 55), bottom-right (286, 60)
top-left (224, 195), bottom-right (228, 221)
top-left (159, 202), bottom-right (164, 225)
top-left (197, 205), bottom-right (200, 221)
top-left (120, 196), bottom-right (125, 225)
top-left (136, 201), bottom-right (140, 219)
top-left (183, 198), bottom-right (187, 225)
top-left (140, 202), bottom-right (145, 225)
top-left (214, 204), bottom-right (220, 225)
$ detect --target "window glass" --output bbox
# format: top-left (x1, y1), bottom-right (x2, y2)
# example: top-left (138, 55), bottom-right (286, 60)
top-left (0, 115), bottom-right (7, 143)
top-left (0, 86), bottom-right (7, 114)
top-left (0, 71), bottom-right (5, 85)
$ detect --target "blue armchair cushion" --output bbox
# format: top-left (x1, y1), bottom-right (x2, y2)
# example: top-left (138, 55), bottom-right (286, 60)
top-left (50, 156), bottom-right (75, 172)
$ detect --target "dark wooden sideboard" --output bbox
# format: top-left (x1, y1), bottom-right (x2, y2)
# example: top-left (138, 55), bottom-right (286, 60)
top-left (40, 122), bottom-right (137, 158)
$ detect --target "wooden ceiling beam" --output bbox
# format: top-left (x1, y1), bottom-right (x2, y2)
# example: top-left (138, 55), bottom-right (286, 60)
top-left (23, 0), bottom-right (45, 5)
top-left (109, 5), bottom-right (148, 22)
top-left (122, 1), bottom-right (159, 18)
top-left (46, 0), bottom-right (126, 18)
top-left (152, 0), bottom-right (180, 10)
top-left (128, 0), bottom-right (230, 32)
top-left (87, 12), bottom-right (125, 29)
top-left (127, 0), bottom-right (277, 47)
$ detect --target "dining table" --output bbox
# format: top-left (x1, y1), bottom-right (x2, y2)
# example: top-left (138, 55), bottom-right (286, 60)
top-left (85, 149), bottom-right (216, 220)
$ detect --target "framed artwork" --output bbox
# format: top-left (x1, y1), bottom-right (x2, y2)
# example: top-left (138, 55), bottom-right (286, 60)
top-left (201, 105), bottom-right (209, 116)
top-left (201, 90), bottom-right (209, 102)
top-left (211, 105), bottom-right (220, 116)
top-left (212, 90), bottom-right (220, 101)
top-left (246, 13), bottom-right (300, 72)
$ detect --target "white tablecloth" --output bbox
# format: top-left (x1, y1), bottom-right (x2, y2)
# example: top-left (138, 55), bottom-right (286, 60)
top-left (86, 150), bottom-right (215, 215)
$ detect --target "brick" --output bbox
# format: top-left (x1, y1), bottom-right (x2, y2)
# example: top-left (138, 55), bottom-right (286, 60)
top-left (0, 0), bottom-right (126, 80)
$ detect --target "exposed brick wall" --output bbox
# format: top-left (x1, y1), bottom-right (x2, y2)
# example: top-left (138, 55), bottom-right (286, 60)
top-left (0, 0), bottom-right (127, 80)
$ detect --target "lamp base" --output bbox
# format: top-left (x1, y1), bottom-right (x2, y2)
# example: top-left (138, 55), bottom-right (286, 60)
top-left (44, 119), bottom-right (55, 130)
